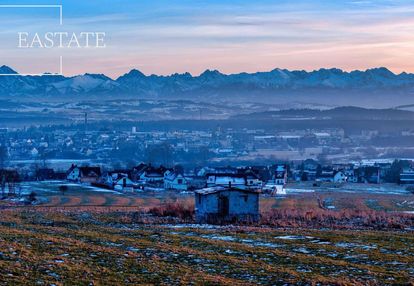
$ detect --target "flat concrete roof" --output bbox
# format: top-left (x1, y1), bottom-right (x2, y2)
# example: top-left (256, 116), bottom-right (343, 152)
top-left (195, 186), bottom-right (261, 195)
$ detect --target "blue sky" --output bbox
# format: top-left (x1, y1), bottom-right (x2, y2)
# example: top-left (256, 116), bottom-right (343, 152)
top-left (0, 0), bottom-right (414, 77)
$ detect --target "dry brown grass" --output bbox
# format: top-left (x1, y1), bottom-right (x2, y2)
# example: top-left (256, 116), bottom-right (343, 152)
top-left (0, 209), bottom-right (414, 285)
top-left (149, 201), bottom-right (195, 221)
top-left (261, 208), bottom-right (414, 230)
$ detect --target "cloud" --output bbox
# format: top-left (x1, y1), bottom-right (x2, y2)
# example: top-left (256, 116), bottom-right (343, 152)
top-left (1, 0), bottom-right (414, 76)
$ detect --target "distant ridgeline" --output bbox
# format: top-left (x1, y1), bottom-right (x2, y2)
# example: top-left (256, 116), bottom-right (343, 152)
top-left (230, 107), bottom-right (414, 121)
top-left (1, 66), bottom-right (414, 105)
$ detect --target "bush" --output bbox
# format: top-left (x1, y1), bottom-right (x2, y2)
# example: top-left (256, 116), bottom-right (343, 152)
top-left (59, 185), bottom-right (68, 194)
top-left (149, 202), bottom-right (194, 220)
top-left (25, 191), bottom-right (37, 205)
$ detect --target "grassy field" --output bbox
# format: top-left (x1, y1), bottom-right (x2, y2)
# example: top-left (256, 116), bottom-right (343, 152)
top-left (0, 209), bottom-right (413, 285)
top-left (11, 181), bottom-right (414, 213)
top-left (1, 182), bottom-right (414, 285)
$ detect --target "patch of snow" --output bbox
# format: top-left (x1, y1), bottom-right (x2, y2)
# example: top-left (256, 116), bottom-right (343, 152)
top-left (162, 224), bottom-right (220, 229)
top-left (294, 247), bottom-right (312, 254)
top-left (275, 235), bottom-right (314, 240)
top-left (285, 188), bottom-right (315, 193)
top-left (335, 242), bottom-right (377, 250)
top-left (201, 235), bottom-right (236, 242)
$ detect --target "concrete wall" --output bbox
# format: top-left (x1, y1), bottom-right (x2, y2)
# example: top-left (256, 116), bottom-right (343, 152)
top-left (195, 190), bottom-right (259, 223)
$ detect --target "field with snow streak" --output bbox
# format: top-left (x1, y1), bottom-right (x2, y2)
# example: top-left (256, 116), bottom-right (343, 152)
top-left (0, 209), bottom-right (413, 285)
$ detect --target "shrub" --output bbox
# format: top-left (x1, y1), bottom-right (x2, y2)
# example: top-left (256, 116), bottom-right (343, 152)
top-left (148, 202), bottom-right (194, 220)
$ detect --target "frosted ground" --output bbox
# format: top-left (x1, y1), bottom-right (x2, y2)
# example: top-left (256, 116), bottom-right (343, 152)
top-left (1, 210), bottom-right (413, 285)
top-left (7, 180), bottom-right (412, 214)
top-left (18, 180), bottom-right (412, 196)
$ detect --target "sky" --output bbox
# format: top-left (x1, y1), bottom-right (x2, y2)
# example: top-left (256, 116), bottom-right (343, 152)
top-left (0, 0), bottom-right (414, 78)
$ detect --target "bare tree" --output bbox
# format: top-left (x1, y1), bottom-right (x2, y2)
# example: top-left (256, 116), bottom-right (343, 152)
top-left (38, 147), bottom-right (48, 168)
top-left (146, 143), bottom-right (173, 167)
top-left (0, 145), bottom-right (8, 169)
top-left (1, 174), bottom-right (5, 198)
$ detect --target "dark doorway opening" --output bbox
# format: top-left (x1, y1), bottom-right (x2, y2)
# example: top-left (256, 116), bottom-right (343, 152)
top-left (218, 196), bottom-right (229, 216)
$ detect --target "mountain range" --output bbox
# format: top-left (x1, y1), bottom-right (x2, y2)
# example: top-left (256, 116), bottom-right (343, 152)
top-left (2, 65), bottom-right (414, 107)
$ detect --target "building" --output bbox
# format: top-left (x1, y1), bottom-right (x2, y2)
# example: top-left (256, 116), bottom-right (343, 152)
top-left (240, 166), bottom-right (272, 182)
top-left (302, 159), bottom-right (319, 181)
top-left (197, 166), bottom-right (238, 177)
top-left (140, 169), bottom-right (164, 184)
top-left (274, 164), bottom-right (288, 185)
top-left (186, 176), bottom-right (207, 190)
top-left (104, 171), bottom-right (134, 191)
top-left (66, 165), bottom-right (101, 184)
top-left (206, 173), bottom-right (247, 188)
top-left (344, 168), bottom-right (357, 183)
top-left (243, 171), bottom-right (263, 188)
top-left (316, 167), bottom-right (335, 182)
top-left (303, 159), bottom-right (319, 171)
top-left (131, 163), bottom-right (148, 182)
top-left (356, 166), bottom-right (380, 184)
top-left (333, 171), bottom-right (347, 183)
top-left (195, 186), bottom-right (260, 224)
top-left (400, 169), bottom-right (414, 185)
top-left (164, 170), bottom-right (188, 191)
top-left (113, 176), bottom-right (134, 191)
top-left (263, 165), bottom-right (288, 196)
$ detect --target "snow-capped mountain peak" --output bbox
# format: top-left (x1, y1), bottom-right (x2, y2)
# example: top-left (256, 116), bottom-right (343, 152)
top-left (0, 66), bottom-right (413, 99)
top-left (0, 65), bottom-right (17, 75)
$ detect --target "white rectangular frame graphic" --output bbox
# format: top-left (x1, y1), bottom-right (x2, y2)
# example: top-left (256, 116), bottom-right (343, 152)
top-left (0, 4), bottom-right (63, 76)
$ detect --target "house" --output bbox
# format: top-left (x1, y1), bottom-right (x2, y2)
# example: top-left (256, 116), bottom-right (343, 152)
top-left (239, 166), bottom-right (272, 182)
top-left (377, 162), bottom-right (392, 179)
top-left (273, 164), bottom-right (288, 185)
top-left (263, 164), bottom-right (288, 196)
top-left (333, 171), bottom-right (347, 183)
top-left (303, 159), bottom-right (319, 171)
top-left (130, 163), bottom-right (172, 187)
top-left (66, 165), bottom-right (80, 182)
top-left (262, 182), bottom-right (286, 196)
top-left (317, 167), bottom-right (335, 182)
top-left (344, 168), bottom-right (357, 183)
top-left (301, 159), bottom-right (319, 181)
top-left (290, 168), bottom-right (303, 182)
top-left (113, 176), bottom-right (134, 191)
top-left (105, 170), bottom-right (134, 191)
top-left (400, 169), bottom-right (414, 185)
top-left (197, 166), bottom-right (237, 177)
top-left (78, 166), bottom-right (101, 184)
top-left (243, 171), bottom-right (263, 188)
top-left (206, 173), bottom-right (257, 189)
top-left (66, 165), bottom-right (101, 184)
top-left (195, 186), bottom-right (260, 224)
top-left (356, 166), bottom-right (380, 184)
top-left (186, 176), bottom-right (207, 190)
top-left (302, 170), bottom-right (317, 181)
top-left (131, 163), bottom-right (148, 182)
top-left (140, 166), bottom-right (166, 184)
top-left (164, 170), bottom-right (188, 191)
